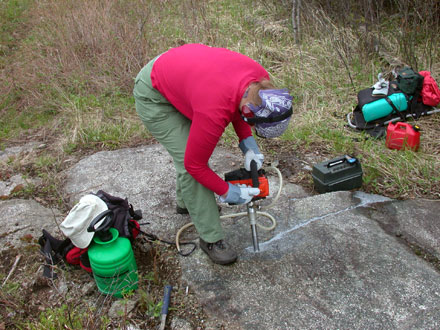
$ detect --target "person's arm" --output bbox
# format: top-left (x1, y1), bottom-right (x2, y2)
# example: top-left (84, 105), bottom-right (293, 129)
top-left (184, 115), bottom-right (229, 196)
top-left (231, 110), bottom-right (252, 142)
top-left (231, 111), bottom-right (264, 170)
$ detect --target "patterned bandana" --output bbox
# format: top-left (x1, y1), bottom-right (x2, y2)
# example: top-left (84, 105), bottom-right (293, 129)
top-left (248, 89), bottom-right (293, 138)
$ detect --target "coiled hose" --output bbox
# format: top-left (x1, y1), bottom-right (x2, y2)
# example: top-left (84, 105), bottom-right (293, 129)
top-left (175, 165), bottom-right (283, 253)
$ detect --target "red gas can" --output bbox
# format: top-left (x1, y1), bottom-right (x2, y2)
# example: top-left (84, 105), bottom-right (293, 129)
top-left (385, 122), bottom-right (420, 151)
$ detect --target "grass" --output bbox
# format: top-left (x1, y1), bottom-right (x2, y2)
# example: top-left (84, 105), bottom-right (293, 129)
top-left (26, 304), bottom-right (110, 330)
top-left (0, 0), bottom-right (439, 327)
top-left (0, 241), bottom-right (202, 329)
top-left (0, 0), bottom-right (31, 58)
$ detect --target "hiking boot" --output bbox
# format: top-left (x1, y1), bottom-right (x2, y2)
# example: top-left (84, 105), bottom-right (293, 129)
top-left (176, 205), bottom-right (222, 215)
top-left (199, 238), bottom-right (237, 265)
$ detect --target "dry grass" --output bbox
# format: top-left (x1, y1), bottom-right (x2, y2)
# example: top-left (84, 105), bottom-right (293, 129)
top-left (1, 0), bottom-right (439, 196)
top-left (1, 0), bottom-right (439, 328)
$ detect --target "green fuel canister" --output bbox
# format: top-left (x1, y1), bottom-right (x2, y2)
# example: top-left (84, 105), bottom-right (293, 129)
top-left (87, 210), bottom-right (138, 298)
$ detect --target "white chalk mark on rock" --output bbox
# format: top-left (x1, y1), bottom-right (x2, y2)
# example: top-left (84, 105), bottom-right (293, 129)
top-left (247, 192), bottom-right (391, 252)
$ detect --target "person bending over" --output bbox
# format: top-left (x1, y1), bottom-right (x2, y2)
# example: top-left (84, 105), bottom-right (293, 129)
top-left (133, 44), bottom-right (293, 265)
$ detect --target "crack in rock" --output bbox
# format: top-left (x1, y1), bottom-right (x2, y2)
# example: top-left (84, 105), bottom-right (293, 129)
top-left (247, 192), bottom-right (391, 252)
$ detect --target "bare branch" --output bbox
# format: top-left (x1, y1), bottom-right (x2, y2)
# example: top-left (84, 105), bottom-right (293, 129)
top-left (292, 0), bottom-right (301, 43)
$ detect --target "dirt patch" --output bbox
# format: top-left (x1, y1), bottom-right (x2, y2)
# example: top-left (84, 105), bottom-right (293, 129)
top-left (0, 236), bottom-right (207, 329)
top-left (260, 139), bottom-right (325, 195)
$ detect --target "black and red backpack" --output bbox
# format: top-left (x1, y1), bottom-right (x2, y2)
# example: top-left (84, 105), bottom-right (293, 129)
top-left (38, 190), bottom-right (142, 279)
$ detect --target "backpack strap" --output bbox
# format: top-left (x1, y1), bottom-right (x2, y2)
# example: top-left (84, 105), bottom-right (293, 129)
top-left (384, 96), bottom-right (407, 122)
top-left (95, 190), bottom-right (143, 239)
top-left (128, 203), bottom-right (143, 220)
top-left (407, 88), bottom-right (430, 120)
top-left (38, 230), bottom-right (73, 279)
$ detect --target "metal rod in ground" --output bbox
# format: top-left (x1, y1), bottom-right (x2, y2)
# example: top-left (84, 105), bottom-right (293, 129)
top-left (247, 202), bottom-right (260, 252)
top-left (159, 285), bottom-right (172, 330)
top-left (251, 223), bottom-right (260, 252)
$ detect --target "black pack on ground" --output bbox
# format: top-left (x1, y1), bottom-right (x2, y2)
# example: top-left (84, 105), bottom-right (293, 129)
top-left (38, 190), bottom-right (143, 279)
top-left (312, 155), bottom-right (363, 193)
top-left (347, 71), bottom-right (437, 137)
top-left (95, 190), bottom-right (142, 240)
top-left (397, 67), bottom-right (424, 95)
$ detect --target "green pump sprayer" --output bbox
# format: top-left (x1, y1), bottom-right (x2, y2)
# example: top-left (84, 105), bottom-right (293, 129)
top-left (87, 210), bottom-right (138, 298)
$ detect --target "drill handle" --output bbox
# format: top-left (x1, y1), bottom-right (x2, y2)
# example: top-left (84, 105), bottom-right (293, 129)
top-left (250, 160), bottom-right (259, 188)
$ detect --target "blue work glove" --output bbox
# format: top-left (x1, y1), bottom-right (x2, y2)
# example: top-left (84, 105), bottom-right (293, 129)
top-left (239, 136), bottom-right (264, 171)
top-left (244, 150), bottom-right (264, 171)
top-left (219, 183), bottom-right (260, 205)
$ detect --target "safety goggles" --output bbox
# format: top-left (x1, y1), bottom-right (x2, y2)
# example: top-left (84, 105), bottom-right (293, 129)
top-left (241, 104), bottom-right (257, 125)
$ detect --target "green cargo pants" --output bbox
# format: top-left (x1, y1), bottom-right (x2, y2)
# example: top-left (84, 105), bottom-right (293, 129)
top-left (133, 57), bottom-right (224, 243)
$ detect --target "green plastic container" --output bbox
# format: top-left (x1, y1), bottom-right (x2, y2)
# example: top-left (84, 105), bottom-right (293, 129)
top-left (361, 93), bottom-right (408, 122)
top-left (88, 228), bottom-right (138, 298)
top-left (312, 155), bottom-right (363, 193)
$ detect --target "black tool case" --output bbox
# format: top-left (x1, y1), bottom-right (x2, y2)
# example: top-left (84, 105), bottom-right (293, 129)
top-left (312, 155), bottom-right (363, 193)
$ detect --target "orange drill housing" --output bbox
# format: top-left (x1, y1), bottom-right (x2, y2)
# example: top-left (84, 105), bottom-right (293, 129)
top-left (227, 176), bottom-right (269, 198)
top-left (224, 168), bottom-right (269, 200)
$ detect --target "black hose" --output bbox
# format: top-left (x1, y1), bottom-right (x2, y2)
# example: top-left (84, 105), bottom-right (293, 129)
top-left (137, 224), bottom-right (196, 257)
